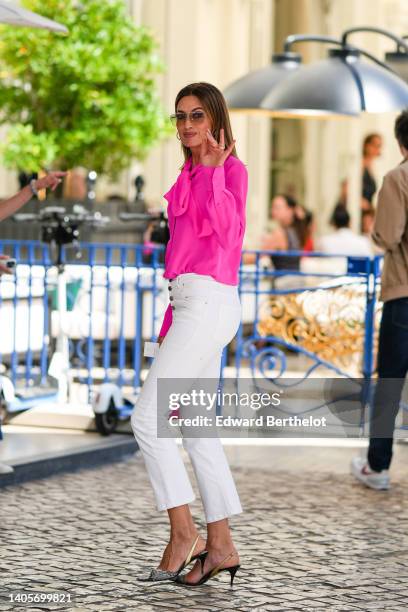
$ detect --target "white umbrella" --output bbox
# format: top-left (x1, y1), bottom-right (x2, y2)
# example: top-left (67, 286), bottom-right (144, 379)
top-left (0, 1), bottom-right (68, 33)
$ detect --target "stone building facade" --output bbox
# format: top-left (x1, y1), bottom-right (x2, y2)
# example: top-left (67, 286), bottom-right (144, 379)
top-left (1, 0), bottom-right (407, 241)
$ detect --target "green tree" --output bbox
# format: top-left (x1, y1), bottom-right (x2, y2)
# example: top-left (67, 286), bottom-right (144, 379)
top-left (0, 0), bottom-right (172, 177)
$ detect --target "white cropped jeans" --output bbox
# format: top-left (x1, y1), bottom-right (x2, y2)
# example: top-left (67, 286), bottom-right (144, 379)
top-left (130, 273), bottom-right (243, 523)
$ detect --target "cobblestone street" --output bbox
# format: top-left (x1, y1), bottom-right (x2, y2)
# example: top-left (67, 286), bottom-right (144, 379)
top-left (1, 441), bottom-right (408, 611)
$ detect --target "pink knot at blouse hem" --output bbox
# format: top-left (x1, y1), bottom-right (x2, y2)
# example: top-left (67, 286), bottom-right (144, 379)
top-left (158, 155), bottom-right (248, 338)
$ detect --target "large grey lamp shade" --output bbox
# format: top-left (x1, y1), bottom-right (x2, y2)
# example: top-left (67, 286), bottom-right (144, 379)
top-left (385, 51), bottom-right (408, 84)
top-left (223, 53), bottom-right (301, 113)
top-left (0, 1), bottom-right (68, 33)
top-left (261, 49), bottom-right (408, 117)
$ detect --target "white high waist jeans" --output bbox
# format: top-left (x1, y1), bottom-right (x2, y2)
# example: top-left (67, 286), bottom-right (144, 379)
top-left (131, 273), bottom-right (243, 523)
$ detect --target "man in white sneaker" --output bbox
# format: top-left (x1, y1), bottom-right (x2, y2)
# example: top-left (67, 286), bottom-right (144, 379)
top-left (351, 110), bottom-right (408, 491)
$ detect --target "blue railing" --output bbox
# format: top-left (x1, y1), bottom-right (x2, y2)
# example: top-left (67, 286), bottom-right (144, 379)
top-left (0, 241), bottom-right (166, 397)
top-left (235, 249), bottom-right (382, 382)
top-left (0, 240), bottom-right (389, 432)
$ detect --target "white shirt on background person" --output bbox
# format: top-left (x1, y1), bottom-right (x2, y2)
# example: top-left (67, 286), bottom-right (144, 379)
top-left (317, 227), bottom-right (374, 256)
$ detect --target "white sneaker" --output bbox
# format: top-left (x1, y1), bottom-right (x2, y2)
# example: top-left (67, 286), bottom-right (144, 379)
top-left (0, 462), bottom-right (14, 474)
top-left (351, 456), bottom-right (390, 490)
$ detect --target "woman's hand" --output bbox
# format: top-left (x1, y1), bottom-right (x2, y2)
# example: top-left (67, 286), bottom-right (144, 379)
top-left (199, 128), bottom-right (236, 167)
top-left (35, 171), bottom-right (68, 192)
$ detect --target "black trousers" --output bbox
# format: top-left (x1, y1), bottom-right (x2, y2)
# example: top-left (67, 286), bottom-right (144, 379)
top-left (368, 297), bottom-right (408, 471)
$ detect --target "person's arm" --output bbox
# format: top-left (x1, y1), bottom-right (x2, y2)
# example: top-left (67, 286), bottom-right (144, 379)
top-left (261, 227), bottom-right (287, 251)
top-left (0, 172), bottom-right (67, 223)
top-left (0, 172), bottom-right (67, 275)
top-left (372, 172), bottom-right (407, 251)
top-left (142, 221), bottom-right (154, 243)
top-left (189, 161), bottom-right (248, 249)
top-left (0, 185), bottom-right (38, 222)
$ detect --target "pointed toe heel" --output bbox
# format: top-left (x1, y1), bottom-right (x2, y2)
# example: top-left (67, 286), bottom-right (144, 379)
top-left (227, 564), bottom-right (240, 587)
top-left (141, 535), bottom-right (206, 582)
top-left (173, 550), bottom-right (240, 587)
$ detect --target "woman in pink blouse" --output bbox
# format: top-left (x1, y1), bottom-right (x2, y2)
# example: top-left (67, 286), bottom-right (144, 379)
top-left (131, 82), bottom-right (248, 587)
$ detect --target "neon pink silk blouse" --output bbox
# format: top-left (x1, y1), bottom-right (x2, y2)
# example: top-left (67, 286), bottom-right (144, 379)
top-left (158, 154), bottom-right (248, 338)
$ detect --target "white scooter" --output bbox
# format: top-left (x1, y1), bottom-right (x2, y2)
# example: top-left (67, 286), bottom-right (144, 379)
top-left (92, 341), bottom-right (160, 435)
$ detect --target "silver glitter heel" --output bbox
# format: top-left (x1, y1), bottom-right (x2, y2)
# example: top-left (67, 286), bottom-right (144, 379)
top-left (138, 535), bottom-right (205, 582)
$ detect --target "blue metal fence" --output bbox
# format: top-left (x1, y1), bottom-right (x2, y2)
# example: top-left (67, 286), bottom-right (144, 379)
top-left (235, 250), bottom-right (383, 383)
top-left (0, 240), bottom-right (386, 424)
top-left (0, 240), bottom-right (166, 398)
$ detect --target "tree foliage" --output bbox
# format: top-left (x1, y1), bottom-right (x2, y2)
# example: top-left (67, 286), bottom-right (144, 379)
top-left (0, 0), bottom-right (172, 176)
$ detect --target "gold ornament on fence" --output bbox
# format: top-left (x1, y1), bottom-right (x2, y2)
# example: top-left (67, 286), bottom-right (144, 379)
top-left (256, 284), bottom-right (382, 374)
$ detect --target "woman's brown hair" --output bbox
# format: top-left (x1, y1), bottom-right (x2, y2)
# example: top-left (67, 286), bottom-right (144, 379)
top-left (276, 193), bottom-right (309, 248)
top-left (174, 82), bottom-right (238, 164)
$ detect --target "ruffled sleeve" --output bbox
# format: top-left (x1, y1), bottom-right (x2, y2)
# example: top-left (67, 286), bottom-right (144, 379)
top-left (188, 159), bottom-right (248, 249)
top-left (163, 183), bottom-right (176, 204)
top-left (167, 161), bottom-right (214, 238)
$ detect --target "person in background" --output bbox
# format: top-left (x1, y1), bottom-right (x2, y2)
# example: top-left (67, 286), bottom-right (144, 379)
top-left (300, 208), bottom-right (314, 253)
top-left (0, 172), bottom-right (66, 223)
top-left (261, 194), bottom-right (308, 271)
top-left (0, 171), bottom-right (67, 475)
top-left (142, 214), bottom-right (169, 265)
top-left (351, 109), bottom-right (408, 490)
top-left (361, 208), bottom-right (375, 236)
top-left (317, 205), bottom-right (373, 257)
top-left (362, 133), bottom-right (383, 210)
top-left (336, 178), bottom-right (349, 208)
top-left (361, 208), bottom-right (384, 255)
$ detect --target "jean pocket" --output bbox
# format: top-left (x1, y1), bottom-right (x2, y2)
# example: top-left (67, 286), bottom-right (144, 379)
top-left (182, 292), bottom-right (209, 306)
top-left (211, 302), bottom-right (242, 348)
top-left (391, 298), bottom-right (408, 330)
top-left (164, 297), bottom-right (209, 351)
